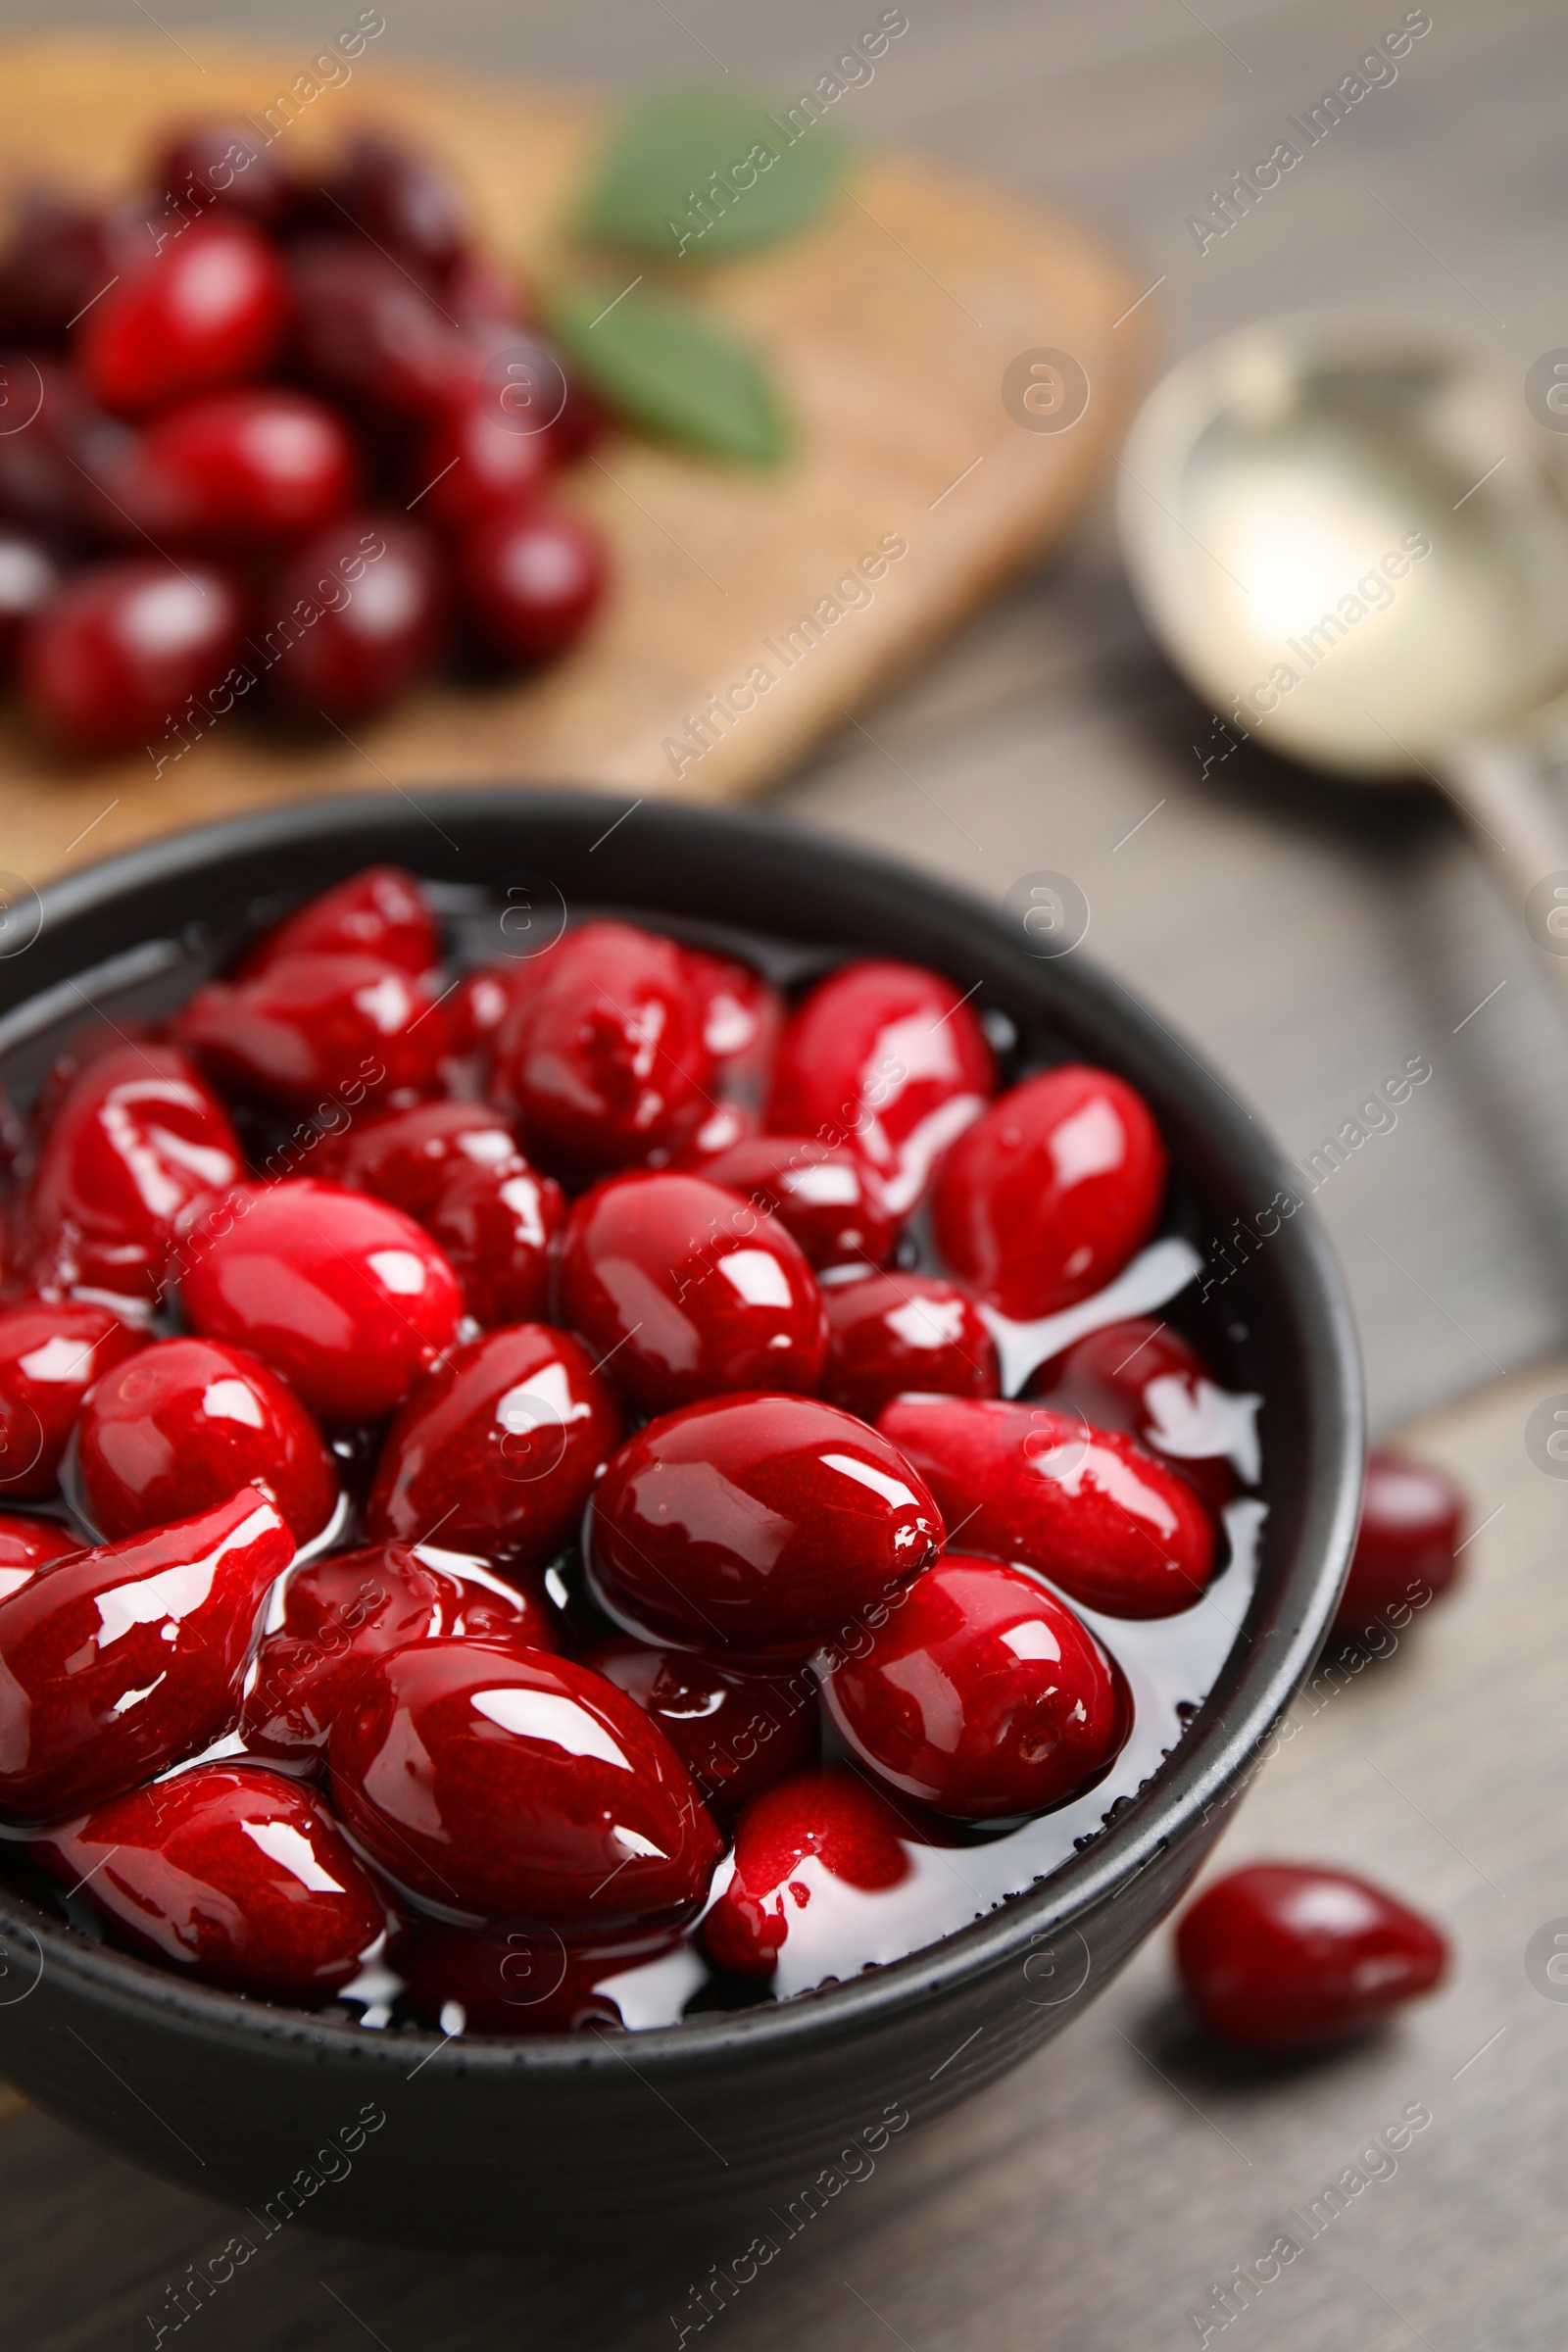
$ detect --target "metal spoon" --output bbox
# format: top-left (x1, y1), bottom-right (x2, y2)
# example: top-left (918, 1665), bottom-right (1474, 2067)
top-left (1117, 313), bottom-right (1568, 972)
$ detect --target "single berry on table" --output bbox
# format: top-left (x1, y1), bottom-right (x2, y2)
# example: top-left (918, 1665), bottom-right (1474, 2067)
top-left (460, 501), bottom-right (606, 664)
top-left (266, 514), bottom-right (448, 721)
top-left (1333, 1451), bottom-right (1465, 1640)
top-left (1175, 1863), bottom-right (1448, 2050)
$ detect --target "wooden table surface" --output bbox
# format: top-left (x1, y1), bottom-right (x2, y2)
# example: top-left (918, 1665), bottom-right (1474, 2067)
top-left (0, 0), bottom-right (1566, 2343)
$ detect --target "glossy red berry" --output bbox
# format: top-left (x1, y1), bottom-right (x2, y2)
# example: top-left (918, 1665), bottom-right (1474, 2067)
top-left (424, 1153), bottom-right (564, 1327)
top-left (153, 123), bottom-right (300, 232)
top-left (0, 530), bottom-right (62, 659)
top-left (461, 501), bottom-right (606, 664)
top-left (179, 1179), bottom-right (464, 1423)
top-left (237, 1635), bottom-right (337, 1771)
top-left (267, 514), bottom-right (447, 721)
top-left (446, 251), bottom-right (527, 325)
top-left (174, 951), bottom-right (444, 1110)
top-left (119, 388), bottom-right (358, 549)
top-left (494, 920), bottom-right (714, 1175)
top-left (242, 1540), bottom-right (553, 1766)
top-left (0, 195), bottom-right (113, 345)
top-left (557, 1170), bottom-right (828, 1415)
top-left (879, 1395), bottom-right (1216, 1619)
top-left (289, 239), bottom-right (472, 420)
top-left (702, 1766), bottom-right (910, 1979)
top-left (0, 355), bottom-right (120, 540)
top-left (411, 386), bottom-right (554, 535)
top-left (821, 1272), bottom-right (1000, 1421)
top-left (933, 1066), bottom-right (1168, 1322)
top-left (588, 1393), bottom-right (944, 1658)
top-left (0, 1298), bottom-right (146, 1497)
top-left (288, 1540), bottom-right (553, 1652)
top-left (24, 1021), bottom-right (156, 1150)
top-left (365, 1322), bottom-right (622, 1572)
top-left (819, 1552), bottom-right (1126, 1819)
top-left (536, 338), bottom-right (608, 461)
top-left (672, 1100), bottom-right (760, 1169)
top-left (18, 1040), bottom-right (244, 1301)
top-left (702, 1135), bottom-right (898, 1272)
top-left (682, 952), bottom-right (782, 1104)
top-left (313, 1096), bottom-right (564, 1336)
top-left (77, 219), bottom-right (289, 416)
top-left (397, 1917), bottom-right (684, 2035)
top-left (0, 1485), bottom-right (292, 1822)
top-left (1032, 1317), bottom-right (1245, 1514)
top-left (0, 1513), bottom-right (80, 1602)
top-left (765, 959), bottom-right (995, 1218)
top-left (328, 1637), bottom-right (722, 1927)
top-left (1175, 1863), bottom-right (1448, 2049)
top-left (447, 961), bottom-right (532, 1058)
top-left (586, 1633), bottom-right (820, 1818)
top-left (324, 132), bottom-right (470, 284)
top-left (20, 558), bottom-right (244, 754)
top-left (313, 1096), bottom-right (523, 1216)
top-left (1333, 1452), bottom-right (1465, 1639)
top-left (76, 1336), bottom-right (338, 1545)
top-left (238, 864), bottom-right (439, 981)
top-left (448, 327), bottom-right (603, 460)
top-left (32, 1763), bottom-right (386, 2003)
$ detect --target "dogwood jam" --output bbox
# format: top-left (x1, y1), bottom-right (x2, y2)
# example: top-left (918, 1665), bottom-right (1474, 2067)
top-left (405, 1161), bottom-right (1259, 2025)
top-left (0, 891), bottom-right (1267, 2034)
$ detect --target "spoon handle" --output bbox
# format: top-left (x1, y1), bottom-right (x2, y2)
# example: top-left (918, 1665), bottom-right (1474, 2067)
top-left (1443, 743), bottom-right (1568, 970)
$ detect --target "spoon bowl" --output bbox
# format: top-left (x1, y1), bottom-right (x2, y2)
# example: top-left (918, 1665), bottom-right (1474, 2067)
top-left (1119, 314), bottom-right (1568, 777)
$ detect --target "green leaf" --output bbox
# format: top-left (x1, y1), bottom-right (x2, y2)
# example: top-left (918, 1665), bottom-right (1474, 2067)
top-left (548, 281), bottom-right (788, 466)
top-left (578, 84), bottom-right (848, 261)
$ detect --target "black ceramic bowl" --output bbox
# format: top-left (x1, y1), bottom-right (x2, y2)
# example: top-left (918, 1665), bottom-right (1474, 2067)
top-left (0, 789), bottom-right (1361, 2252)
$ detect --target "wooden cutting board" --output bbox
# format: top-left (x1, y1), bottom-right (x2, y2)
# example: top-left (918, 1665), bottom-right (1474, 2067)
top-left (0, 34), bottom-right (1154, 884)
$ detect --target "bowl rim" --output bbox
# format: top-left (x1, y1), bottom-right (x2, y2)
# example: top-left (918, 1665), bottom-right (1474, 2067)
top-left (0, 786), bottom-right (1364, 2077)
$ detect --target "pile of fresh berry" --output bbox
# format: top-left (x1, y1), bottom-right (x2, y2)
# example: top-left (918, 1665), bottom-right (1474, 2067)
top-left (0, 858), bottom-right (1257, 2031)
top-left (0, 122), bottom-right (607, 758)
